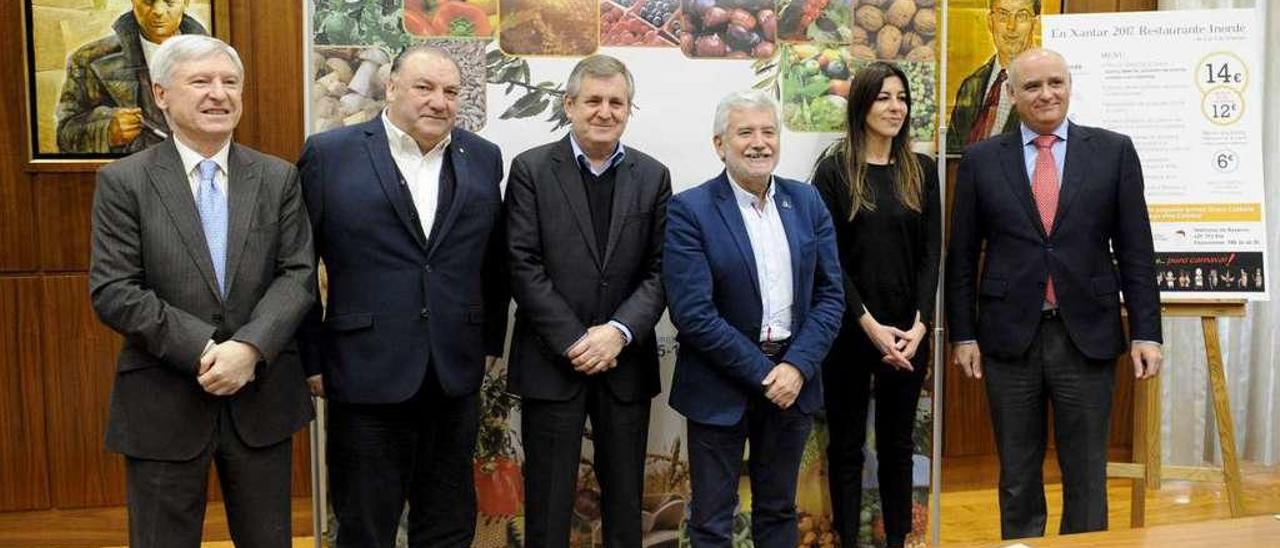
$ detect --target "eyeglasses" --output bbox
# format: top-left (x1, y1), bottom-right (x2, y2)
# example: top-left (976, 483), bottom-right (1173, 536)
top-left (991, 8), bottom-right (1034, 25)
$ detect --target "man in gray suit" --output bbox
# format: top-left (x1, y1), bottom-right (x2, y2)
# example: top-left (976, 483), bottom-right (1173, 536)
top-left (505, 54), bottom-right (670, 547)
top-left (89, 34), bottom-right (314, 547)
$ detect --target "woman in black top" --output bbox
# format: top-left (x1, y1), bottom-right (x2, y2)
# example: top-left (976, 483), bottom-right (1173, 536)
top-left (812, 61), bottom-right (941, 548)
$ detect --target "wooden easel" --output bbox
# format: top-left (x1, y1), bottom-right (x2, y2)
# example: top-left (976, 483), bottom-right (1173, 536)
top-left (1106, 300), bottom-right (1248, 527)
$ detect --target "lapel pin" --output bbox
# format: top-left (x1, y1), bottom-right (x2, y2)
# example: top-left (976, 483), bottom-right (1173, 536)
top-left (780, 197), bottom-right (792, 209)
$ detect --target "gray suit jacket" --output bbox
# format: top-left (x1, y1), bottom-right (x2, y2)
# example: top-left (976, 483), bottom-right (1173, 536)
top-left (506, 135), bottom-right (670, 402)
top-left (90, 139), bottom-right (315, 461)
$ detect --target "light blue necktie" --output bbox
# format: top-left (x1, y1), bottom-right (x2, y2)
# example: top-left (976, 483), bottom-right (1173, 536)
top-left (196, 159), bottom-right (227, 295)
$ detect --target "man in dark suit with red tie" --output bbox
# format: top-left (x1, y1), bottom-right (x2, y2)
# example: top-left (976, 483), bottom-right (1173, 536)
top-left (946, 0), bottom-right (1041, 154)
top-left (946, 49), bottom-right (1164, 539)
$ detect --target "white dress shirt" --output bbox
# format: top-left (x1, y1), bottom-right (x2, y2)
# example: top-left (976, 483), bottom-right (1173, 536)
top-left (174, 137), bottom-right (231, 200)
top-left (382, 111), bottom-right (450, 240)
top-left (728, 174), bottom-right (793, 342)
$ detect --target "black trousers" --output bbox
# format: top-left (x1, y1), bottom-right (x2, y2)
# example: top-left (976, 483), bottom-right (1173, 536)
top-left (823, 333), bottom-right (927, 548)
top-left (686, 393), bottom-right (813, 547)
top-left (521, 379), bottom-right (651, 548)
top-left (327, 372), bottom-right (479, 548)
top-left (125, 403), bottom-right (294, 548)
top-left (984, 316), bottom-right (1115, 539)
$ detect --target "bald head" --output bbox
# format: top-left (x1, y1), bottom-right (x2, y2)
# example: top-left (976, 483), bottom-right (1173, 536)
top-left (1006, 48), bottom-right (1069, 89)
top-left (1006, 48), bottom-right (1071, 134)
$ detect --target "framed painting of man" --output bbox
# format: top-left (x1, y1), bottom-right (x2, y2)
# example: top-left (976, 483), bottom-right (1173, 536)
top-left (23, 0), bottom-right (226, 163)
top-left (945, 0), bottom-right (1062, 156)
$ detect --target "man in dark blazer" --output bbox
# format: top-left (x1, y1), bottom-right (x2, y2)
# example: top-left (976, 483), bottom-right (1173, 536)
top-left (946, 0), bottom-right (1041, 154)
top-left (947, 49), bottom-right (1163, 539)
top-left (297, 45), bottom-right (508, 547)
top-left (505, 55), bottom-right (670, 547)
top-left (664, 90), bottom-right (843, 546)
top-left (89, 35), bottom-right (314, 547)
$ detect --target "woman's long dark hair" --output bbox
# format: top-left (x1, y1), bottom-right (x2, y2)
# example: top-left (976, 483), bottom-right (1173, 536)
top-left (834, 61), bottom-right (924, 221)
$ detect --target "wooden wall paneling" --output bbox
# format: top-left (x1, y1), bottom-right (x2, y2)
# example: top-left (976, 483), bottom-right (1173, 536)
top-left (35, 172), bottom-right (96, 273)
top-left (1065, 0), bottom-right (1156, 13)
top-left (0, 277), bottom-right (51, 511)
top-left (40, 275), bottom-right (126, 508)
top-left (291, 430), bottom-right (313, 497)
top-left (1116, 0), bottom-right (1159, 12)
top-left (229, 0), bottom-right (306, 162)
top-left (1, 1), bottom-right (38, 272)
top-left (1066, 0), bottom-right (1121, 13)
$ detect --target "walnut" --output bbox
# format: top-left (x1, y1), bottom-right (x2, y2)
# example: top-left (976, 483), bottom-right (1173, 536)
top-left (850, 44), bottom-right (877, 61)
top-left (851, 25), bottom-right (869, 46)
top-left (906, 45), bottom-right (935, 62)
top-left (885, 0), bottom-right (917, 29)
top-left (900, 31), bottom-right (924, 55)
top-left (876, 25), bottom-right (903, 59)
top-left (855, 5), bottom-right (885, 32)
top-left (914, 8), bottom-right (937, 36)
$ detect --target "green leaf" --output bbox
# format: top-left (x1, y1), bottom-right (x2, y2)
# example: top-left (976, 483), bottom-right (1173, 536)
top-left (500, 92), bottom-right (548, 120)
top-left (798, 78), bottom-right (831, 100)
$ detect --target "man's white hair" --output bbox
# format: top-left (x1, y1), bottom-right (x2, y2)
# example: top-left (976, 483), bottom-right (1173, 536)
top-left (150, 34), bottom-right (244, 87)
top-left (712, 90), bottom-right (779, 137)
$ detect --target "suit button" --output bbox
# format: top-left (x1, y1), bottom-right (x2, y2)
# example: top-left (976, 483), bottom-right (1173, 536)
top-left (212, 313), bottom-right (223, 323)
top-left (420, 308), bottom-right (429, 318)
top-left (599, 281), bottom-right (609, 288)
top-left (424, 265), bottom-right (432, 272)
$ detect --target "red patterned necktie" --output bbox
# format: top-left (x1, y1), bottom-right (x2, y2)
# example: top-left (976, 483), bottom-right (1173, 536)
top-left (1032, 134), bottom-right (1060, 306)
top-left (967, 69), bottom-right (1007, 144)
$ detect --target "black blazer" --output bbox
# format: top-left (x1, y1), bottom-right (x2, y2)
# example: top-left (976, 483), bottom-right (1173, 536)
top-left (89, 140), bottom-right (316, 460)
top-left (946, 122), bottom-right (1161, 360)
top-left (505, 136), bottom-right (671, 402)
top-left (297, 120), bottom-right (509, 403)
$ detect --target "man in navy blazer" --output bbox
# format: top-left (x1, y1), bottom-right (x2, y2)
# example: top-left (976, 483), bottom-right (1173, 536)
top-left (297, 45), bottom-right (508, 547)
top-left (947, 49), bottom-right (1162, 539)
top-left (665, 90), bottom-right (843, 546)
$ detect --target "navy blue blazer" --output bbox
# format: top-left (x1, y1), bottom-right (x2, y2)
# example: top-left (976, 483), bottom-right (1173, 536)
top-left (946, 122), bottom-right (1161, 360)
top-left (297, 119), bottom-right (509, 403)
top-left (664, 173), bottom-right (844, 426)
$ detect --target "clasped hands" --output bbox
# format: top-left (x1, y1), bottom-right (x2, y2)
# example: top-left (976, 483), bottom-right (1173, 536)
top-left (198, 340), bottom-right (259, 396)
top-left (567, 324), bottom-right (627, 375)
top-left (861, 312), bottom-right (926, 372)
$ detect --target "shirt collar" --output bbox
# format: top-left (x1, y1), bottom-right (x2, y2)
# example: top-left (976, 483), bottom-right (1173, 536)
top-left (1020, 118), bottom-right (1070, 146)
top-left (382, 110), bottom-right (451, 157)
top-left (989, 56), bottom-right (1007, 86)
top-left (174, 136), bottom-right (231, 178)
top-left (727, 171), bottom-right (776, 210)
top-left (569, 132), bottom-right (625, 171)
